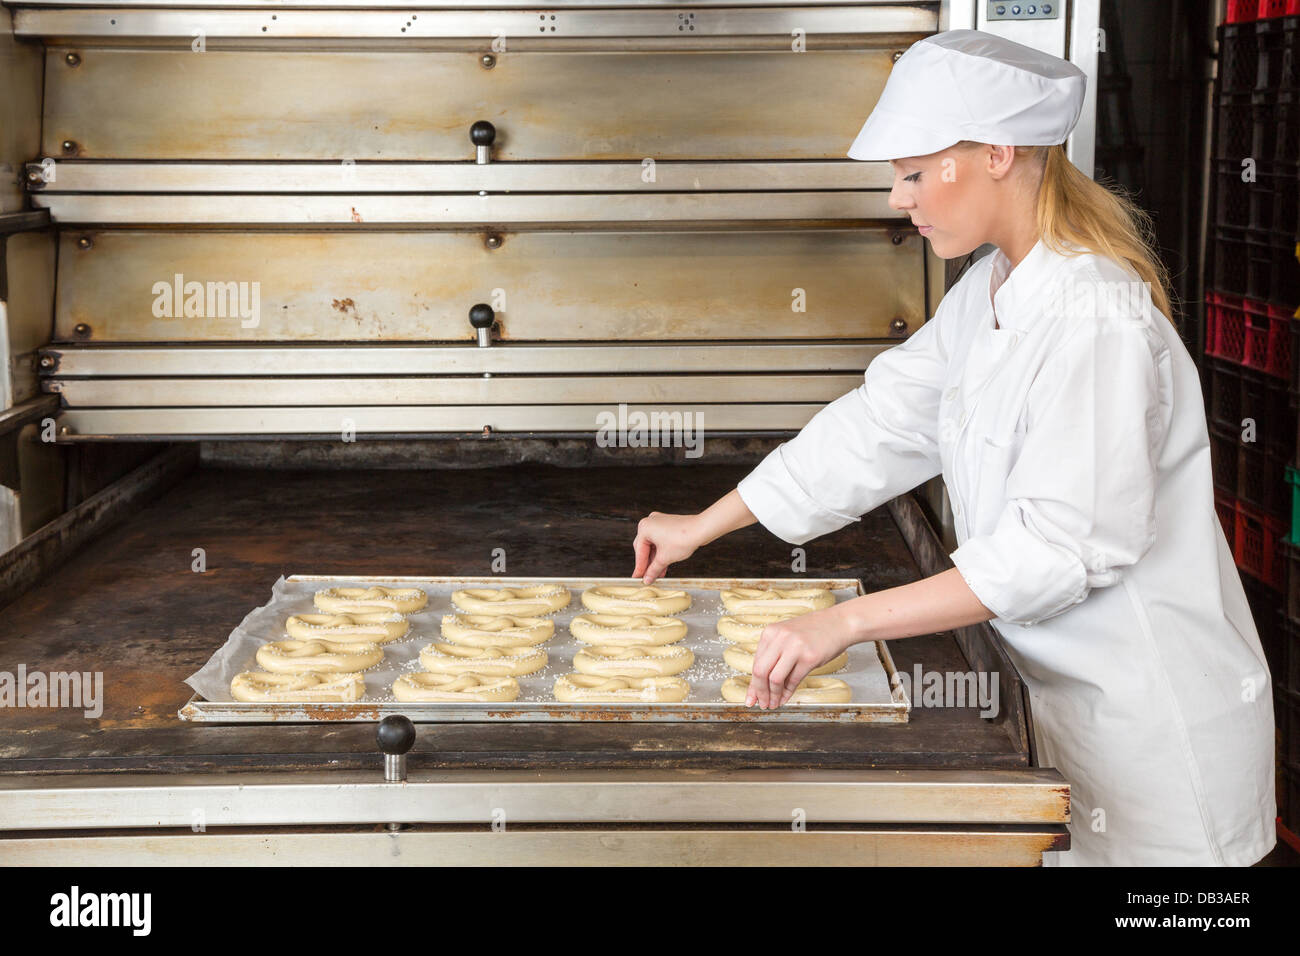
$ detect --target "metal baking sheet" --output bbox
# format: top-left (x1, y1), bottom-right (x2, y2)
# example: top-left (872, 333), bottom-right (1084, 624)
top-left (181, 574), bottom-right (911, 723)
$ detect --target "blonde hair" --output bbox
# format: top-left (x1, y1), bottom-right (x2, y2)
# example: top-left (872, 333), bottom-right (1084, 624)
top-left (959, 141), bottom-right (1177, 324)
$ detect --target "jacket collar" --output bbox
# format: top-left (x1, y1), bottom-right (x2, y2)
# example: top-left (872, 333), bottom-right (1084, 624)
top-left (987, 236), bottom-right (1079, 333)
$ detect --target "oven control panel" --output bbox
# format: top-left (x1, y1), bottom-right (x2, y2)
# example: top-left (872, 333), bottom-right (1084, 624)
top-left (987, 1), bottom-right (1061, 19)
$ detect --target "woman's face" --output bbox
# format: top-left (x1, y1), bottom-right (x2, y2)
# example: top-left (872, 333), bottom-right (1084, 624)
top-left (887, 144), bottom-right (1015, 259)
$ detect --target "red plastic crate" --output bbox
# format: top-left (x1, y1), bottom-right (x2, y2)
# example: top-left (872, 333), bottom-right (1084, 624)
top-left (1228, 0), bottom-right (1257, 21)
top-left (1207, 290), bottom-right (1248, 361)
top-left (1242, 298), bottom-right (1294, 378)
top-left (1260, 0), bottom-right (1292, 19)
top-left (1236, 499), bottom-right (1288, 589)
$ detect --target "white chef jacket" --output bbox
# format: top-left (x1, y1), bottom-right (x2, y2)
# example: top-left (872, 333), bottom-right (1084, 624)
top-left (737, 236), bottom-right (1278, 866)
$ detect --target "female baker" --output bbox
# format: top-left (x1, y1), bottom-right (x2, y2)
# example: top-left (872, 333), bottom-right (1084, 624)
top-left (630, 30), bottom-right (1276, 866)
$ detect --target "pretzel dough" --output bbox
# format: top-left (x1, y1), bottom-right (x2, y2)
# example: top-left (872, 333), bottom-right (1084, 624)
top-left (722, 643), bottom-right (847, 676)
top-left (581, 585), bottom-right (691, 615)
top-left (392, 672), bottom-right (520, 703)
top-left (553, 673), bottom-right (690, 703)
top-left (230, 671), bottom-right (365, 702)
top-left (313, 586), bottom-right (428, 615)
top-left (721, 674), bottom-right (851, 704)
top-left (574, 644), bottom-right (694, 678)
top-left (418, 642), bottom-right (548, 676)
top-left (451, 585), bottom-right (570, 617)
top-left (716, 612), bottom-right (805, 645)
top-left (719, 587), bottom-right (834, 614)
top-left (255, 639), bottom-right (384, 674)
top-left (286, 612), bottom-right (409, 644)
top-left (569, 613), bottom-right (688, 646)
top-left (440, 614), bottom-right (553, 647)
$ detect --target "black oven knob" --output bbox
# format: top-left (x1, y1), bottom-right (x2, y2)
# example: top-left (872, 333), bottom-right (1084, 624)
top-left (471, 120), bottom-right (496, 164)
top-left (377, 714), bottom-right (416, 783)
top-left (469, 303), bottom-right (496, 347)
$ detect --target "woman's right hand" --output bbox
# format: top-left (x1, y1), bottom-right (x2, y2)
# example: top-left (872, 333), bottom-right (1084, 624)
top-left (632, 512), bottom-right (704, 585)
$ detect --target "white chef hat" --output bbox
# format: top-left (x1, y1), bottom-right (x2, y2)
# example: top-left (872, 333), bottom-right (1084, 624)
top-left (847, 29), bottom-right (1087, 161)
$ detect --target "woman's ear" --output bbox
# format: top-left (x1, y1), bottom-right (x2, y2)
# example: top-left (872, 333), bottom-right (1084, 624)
top-left (985, 144), bottom-right (1018, 180)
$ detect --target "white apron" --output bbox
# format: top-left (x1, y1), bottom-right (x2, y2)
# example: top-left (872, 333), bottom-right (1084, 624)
top-left (737, 237), bottom-right (1277, 865)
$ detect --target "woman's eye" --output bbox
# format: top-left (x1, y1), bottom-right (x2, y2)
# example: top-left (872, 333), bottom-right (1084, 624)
top-left (904, 172), bottom-right (921, 183)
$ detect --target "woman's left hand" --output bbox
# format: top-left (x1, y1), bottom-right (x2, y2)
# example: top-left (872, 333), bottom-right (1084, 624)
top-left (746, 604), bottom-right (858, 708)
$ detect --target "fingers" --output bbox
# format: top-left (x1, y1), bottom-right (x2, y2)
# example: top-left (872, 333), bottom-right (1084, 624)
top-left (744, 625), bottom-right (816, 709)
top-left (643, 557), bottom-right (669, 585)
top-left (632, 534), bottom-right (651, 579)
top-left (747, 627), bottom-right (781, 708)
top-left (766, 650), bottom-right (799, 709)
top-left (745, 669), bottom-right (771, 709)
top-left (776, 658), bottom-right (811, 708)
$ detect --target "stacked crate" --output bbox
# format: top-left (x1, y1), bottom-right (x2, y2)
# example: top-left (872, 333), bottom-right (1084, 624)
top-left (1210, 0), bottom-right (1300, 844)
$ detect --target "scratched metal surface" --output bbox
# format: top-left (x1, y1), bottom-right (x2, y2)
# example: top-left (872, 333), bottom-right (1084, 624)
top-left (0, 464), bottom-right (1027, 772)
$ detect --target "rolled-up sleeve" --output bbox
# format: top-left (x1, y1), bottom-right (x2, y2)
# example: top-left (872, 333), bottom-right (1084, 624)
top-left (737, 309), bottom-right (949, 545)
top-left (949, 319), bottom-right (1171, 626)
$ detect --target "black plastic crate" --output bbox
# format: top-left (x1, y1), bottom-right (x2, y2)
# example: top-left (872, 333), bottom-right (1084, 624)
top-left (1209, 358), bottom-right (1245, 430)
top-left (1284, 760), bottom-right (1299, 836)
top-left (1218, 491), bottom-right (1239, 555)
top-left (1258, 18), bottom-right (1289, 91)
top-left (1212, 424), bottom-right (1241, 493)
top-left (1239, 440), bottom-right (1291, 517)
top-left (1245, 232), bottom-right (1300, 306)
top-left (1214, 226), bottom-right (1252, 295)
top-left (1246, 568), bottom-right (1281, 621)
top-left (1223, 21), bottom-right (1260, 94)
top-left (1240, 364), bottom-right (1296, 454)
top-left (1254, 92), bottom-right (1280, 159)
top-left (1288, 594), bottom-right (1300, 691)
top-left (1248, 157), bottom-right (1279, 230)
top-left (1267, 602), bottom-right (1290, 682)
top-left (1249, 161), bottom-right (1300, 234)
top-left (1280, 688), bottom-right (1299, 766)
top-left (1271, 161), bottom-right (1299, 232)
top-left (1217, 159), bottom-right (1253, 227)
top-left (1277, 90), bottom-right (1300, 161)
top-left (1284, 16), bottom-right (1300, 89)
top-left (1283, 538), bottom-right (1300, 626)
top-left (1218, 94), bottom-right (1255, 161)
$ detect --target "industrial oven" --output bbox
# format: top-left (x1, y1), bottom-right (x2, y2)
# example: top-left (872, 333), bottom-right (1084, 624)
top-left (0, 0), bottom-right (1099, 865)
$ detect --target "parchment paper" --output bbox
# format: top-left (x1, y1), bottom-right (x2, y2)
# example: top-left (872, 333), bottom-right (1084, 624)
top-left (185, 575), bottom-right (896, 705)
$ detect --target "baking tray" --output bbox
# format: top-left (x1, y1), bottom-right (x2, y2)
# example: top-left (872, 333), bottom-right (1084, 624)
top-left (180, 574), bottom-right (911, 723)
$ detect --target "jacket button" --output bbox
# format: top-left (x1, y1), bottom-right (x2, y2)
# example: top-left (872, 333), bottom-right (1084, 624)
top-left (958, 411), bottom-right (967, 426)
top-left (945, 387), bottom-right (958, 401)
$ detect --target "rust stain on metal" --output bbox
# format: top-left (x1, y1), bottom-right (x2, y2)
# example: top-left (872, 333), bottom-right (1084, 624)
top-left (331, 297), bottom-right (356, 313)
top-left (301, 703), bottom-right (383, 720)
top-left (1052, 785), bottom-right (1072, 820)
top-left (350, 206), bottom-right (363, 223)
top-left (95, 669), bottom-right (194, 729)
